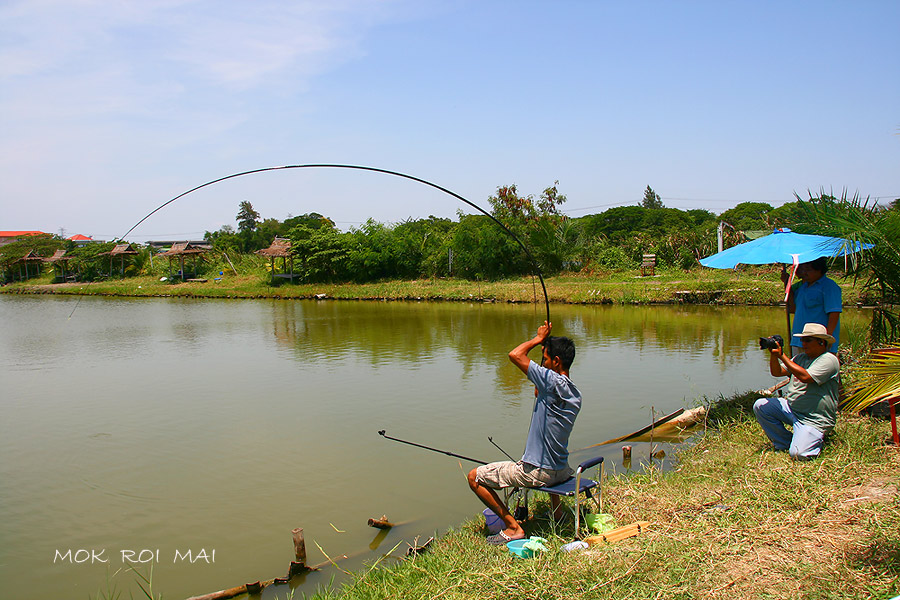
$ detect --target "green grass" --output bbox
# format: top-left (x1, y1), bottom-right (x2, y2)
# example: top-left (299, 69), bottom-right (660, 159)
top-left (302, 402), bottom-right (899, 600)
top-left (1, 265), bottom-right (869, 306)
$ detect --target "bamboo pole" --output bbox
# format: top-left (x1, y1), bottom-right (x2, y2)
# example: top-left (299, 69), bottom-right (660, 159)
top-left (223, 252), bottom-right (238, 275)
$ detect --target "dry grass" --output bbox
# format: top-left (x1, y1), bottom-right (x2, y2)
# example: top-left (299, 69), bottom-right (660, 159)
top-left (304, 411), bottom-right (899, 600)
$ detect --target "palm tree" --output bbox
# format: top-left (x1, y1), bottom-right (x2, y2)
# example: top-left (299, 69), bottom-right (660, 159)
top-left (839, 347), bottom-right (900, 413)
top-left (795, 190), bottom-right (900, 343)
top-left (794, 191), bottom-right (900, 414)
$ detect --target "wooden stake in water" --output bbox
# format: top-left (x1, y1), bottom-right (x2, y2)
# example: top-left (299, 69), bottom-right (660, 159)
top-left (292, 527), bottom-right (307, 567)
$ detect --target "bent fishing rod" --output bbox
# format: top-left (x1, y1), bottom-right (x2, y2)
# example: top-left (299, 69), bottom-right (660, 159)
top-left (378, 430), bottom-right (488, 465)
top-left (118, 164), bottom-right (551, 324)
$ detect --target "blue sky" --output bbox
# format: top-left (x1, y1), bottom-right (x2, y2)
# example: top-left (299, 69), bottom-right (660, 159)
top-left (1, 0), bottom-right (898, 241)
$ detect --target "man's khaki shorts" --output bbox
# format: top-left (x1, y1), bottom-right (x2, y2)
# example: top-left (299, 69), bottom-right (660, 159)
top-left (475, 461), bottom-right (573, 489)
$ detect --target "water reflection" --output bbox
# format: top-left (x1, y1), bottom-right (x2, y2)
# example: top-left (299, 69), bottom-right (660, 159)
top-left (267, 301), bottom-right (785, 395)
top-left (0, 295), bottom-right (870, 600)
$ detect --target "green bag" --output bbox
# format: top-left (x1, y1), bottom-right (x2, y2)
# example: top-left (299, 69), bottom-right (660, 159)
top-left (584, 513), bottom-right (616, 534)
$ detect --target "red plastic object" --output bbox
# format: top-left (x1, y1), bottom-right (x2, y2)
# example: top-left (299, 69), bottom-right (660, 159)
top-left (889, 397), bottom-right (899, 447)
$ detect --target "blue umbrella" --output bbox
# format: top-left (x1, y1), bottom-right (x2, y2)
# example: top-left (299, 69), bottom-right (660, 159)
top-left (699, 228), bottom-right (872, 269)
top-left (700, 227), bottom-right (873, 350)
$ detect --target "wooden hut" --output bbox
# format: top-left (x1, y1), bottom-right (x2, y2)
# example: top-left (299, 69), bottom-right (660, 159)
top-left (155, 242), bottom-right (208, 281)
top-left (98, 243), bottom-right (139, 277)
top-left (44, 249), bottom-right (73, 282)
top-left (11, 249), bottom-right (45, 280)
top-left (255, 237), bottom-right (295, 283)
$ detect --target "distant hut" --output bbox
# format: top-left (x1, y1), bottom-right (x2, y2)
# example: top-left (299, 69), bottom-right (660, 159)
top-left (255, 237), bottom-right (295, 283)
top-left (155, 242), bottom-right (208, 281)
top-left (98, 243), bottom-right (139, 277)
top-left (44, 249), bottom-right (73, 282)
top-left (11, 249), bottom-right (45, 280)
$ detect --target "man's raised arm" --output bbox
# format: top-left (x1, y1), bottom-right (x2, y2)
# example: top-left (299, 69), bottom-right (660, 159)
top-left (509, 321), bottom-right (551, 374)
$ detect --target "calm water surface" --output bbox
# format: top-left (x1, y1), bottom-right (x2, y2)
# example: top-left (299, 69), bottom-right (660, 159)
top-left (0, 295), bottom-right (867, 599)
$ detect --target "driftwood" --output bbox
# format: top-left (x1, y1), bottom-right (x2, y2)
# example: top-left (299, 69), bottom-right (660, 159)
top-left (406, 536), bottom-right (434, 556)
top-left (185, 527), bottom-right (342, 600)
top-left (184, 556), bottom-right (341, 600)
top-left (584, 521), bottom-right (650, 545)
top-left (367, 515), bottom-right (394, 529)
top-left (757, 378), bottom-right (790, 396)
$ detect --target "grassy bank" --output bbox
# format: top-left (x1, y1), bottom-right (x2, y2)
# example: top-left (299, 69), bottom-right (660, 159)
top-left (303, 396), bottom-right (899, 600)
top-left (0, 267), bottom-right (870, 305)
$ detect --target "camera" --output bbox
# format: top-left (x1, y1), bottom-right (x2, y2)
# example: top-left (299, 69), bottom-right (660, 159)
top-left (758, 334), bottom-right (784, 350)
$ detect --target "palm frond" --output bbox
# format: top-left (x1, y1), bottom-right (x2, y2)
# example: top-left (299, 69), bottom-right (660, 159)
top-left (840, 346), bottom-right (900, 413)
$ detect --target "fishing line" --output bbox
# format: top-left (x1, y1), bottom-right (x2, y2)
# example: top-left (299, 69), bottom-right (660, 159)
top-left (118, 164), bottom-right (551, 323)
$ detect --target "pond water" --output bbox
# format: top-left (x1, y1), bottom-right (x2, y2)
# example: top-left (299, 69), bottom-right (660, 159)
top-left (0, 295), bottom-right (868, 599)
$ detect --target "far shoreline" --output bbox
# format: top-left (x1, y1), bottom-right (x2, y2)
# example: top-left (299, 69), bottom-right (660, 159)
top-left (0, 270), bottom-right (870, 307)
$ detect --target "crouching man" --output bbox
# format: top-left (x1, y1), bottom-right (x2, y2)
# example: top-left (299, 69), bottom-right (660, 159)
top-left (467, 321), bottom-right (581, 544)
top-left (753, 323), bottom-right (839, 460)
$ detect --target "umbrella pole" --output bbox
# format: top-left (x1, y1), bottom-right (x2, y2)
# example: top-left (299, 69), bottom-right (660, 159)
top-left (783, 258), bottom-right (799, 352)
top-left (786, 306), bottom-right (792, 351)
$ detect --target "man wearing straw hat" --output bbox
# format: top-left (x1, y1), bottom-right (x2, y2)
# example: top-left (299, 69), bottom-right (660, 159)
top-left (753, 323), bottom-right (840, 460)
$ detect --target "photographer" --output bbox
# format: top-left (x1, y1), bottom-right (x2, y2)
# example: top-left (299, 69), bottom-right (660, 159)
top-left (753, 323), bottom-right (839, 460)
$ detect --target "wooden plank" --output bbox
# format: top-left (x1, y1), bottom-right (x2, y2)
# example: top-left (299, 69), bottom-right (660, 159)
top-left (583, 521), bottom-right (650, 545)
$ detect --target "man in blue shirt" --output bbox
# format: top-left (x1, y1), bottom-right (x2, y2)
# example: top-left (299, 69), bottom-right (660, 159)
top-left (467, 321), bottom-right (582, 545)
top-left (782, 257), bottom-right (842, 354)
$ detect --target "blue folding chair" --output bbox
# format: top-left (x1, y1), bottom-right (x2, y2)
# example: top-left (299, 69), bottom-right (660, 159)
top-left (533, 456), bottom-right (604, 539)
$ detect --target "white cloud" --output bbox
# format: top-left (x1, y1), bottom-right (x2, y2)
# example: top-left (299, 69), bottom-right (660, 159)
top-left (0, 0), bottom-right (411, 232)
top-left (0, 0), bottom-right (385, 88)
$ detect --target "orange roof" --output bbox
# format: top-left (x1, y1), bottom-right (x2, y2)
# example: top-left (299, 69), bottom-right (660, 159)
top-left (0, 231), bottom-right (46, 237)
top-left (68, 234), bottom-right (92, 241)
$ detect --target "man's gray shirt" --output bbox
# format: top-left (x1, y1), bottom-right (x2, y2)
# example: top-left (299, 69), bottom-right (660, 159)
top-left (521, 360), bottom-right (582, 471)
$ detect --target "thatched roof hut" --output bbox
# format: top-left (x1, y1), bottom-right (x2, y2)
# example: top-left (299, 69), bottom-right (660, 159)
top-left (98, 243), bottom-right (139, 277)
top-left (44, 249), bottom-right (73, 282)
top-left (255, 237), bottom-right (295, 282)
top-left (11, 249), bottom-right (45, 280)
top-left (156, 242), bottom-right (209, 281)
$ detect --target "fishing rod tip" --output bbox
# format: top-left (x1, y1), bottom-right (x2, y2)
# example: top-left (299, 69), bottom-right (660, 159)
top-left (378, 430), bottom-right (386, 436)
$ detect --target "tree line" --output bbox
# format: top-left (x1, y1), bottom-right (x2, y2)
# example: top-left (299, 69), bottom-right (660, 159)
top-left (4, 186), bottom-right (890, 285)
top-left (200, 185), bottom-right (817, 283)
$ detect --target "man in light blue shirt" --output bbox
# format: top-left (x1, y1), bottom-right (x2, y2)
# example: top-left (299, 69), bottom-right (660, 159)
top-left (783, 257), bottom-right (842, 354)
top-left (467, 321), bottom-right (582, 544)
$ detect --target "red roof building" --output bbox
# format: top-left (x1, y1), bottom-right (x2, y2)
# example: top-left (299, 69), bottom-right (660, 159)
top-left (0, 231), bottom-right (48, 247)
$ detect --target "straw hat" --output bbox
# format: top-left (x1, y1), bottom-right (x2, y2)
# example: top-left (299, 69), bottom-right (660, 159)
top-left (792, 322), bottom-right (836, 345)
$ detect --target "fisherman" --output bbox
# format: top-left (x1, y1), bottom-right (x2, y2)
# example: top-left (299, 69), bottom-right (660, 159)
top-left (753, 323), bottom-right (839, 460)
top-left (467, 321), bottom-right (581, 544)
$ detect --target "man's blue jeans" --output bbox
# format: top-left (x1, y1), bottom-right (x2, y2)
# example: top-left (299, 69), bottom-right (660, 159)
top-left (752, 396), bottom-right (826, 460)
